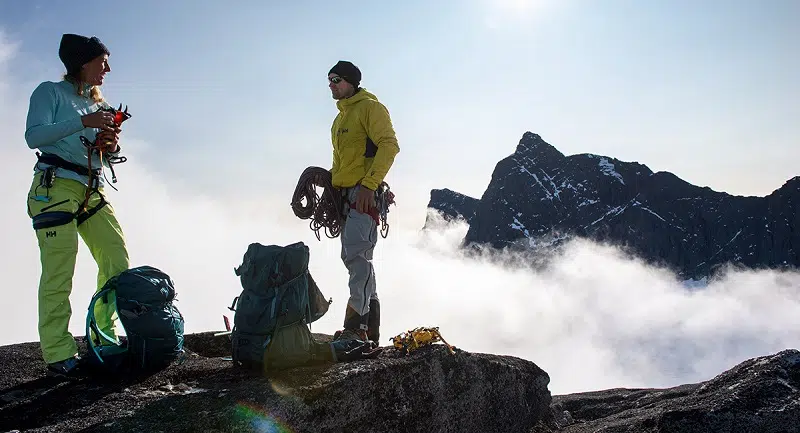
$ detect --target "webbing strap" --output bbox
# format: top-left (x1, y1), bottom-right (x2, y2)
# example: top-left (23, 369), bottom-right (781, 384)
top-left (86, 287), bottom-right (123, 365)
top-left (34, 152), bottom-right (108, 226)
top-left (75, 193), bottom-right (107, 225)
top-left (36, 152), bottom-right (101, 178)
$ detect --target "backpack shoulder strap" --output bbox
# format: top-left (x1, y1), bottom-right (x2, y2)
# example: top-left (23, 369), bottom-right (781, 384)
top-left (85, 286), bottom-right (123, 363)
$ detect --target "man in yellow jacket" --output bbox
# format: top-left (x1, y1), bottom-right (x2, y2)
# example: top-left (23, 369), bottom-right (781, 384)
top-left (326, 60), bottom-right (399, 345)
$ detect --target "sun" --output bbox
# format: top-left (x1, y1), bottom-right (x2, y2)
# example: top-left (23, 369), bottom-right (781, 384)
top-left (495, 0), bottom-right (543, 13)
top-left (483, 0), bottom-right (552, 28)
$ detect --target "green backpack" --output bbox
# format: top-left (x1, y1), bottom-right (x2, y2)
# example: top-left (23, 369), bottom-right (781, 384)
top-left (229, 241), bottom-right (335, 371)
top-left (86, 265), bottom-right (186, 374)
top-left (229, 241), bottom-right (384, 371)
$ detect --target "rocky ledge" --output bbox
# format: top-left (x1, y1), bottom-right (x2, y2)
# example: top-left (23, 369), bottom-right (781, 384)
top-left (0, 332), bottom-right (553, 433)
top-left (540, 349), bottom-right (800, 433)
top-left (1, 333), bottom-right (798, 433)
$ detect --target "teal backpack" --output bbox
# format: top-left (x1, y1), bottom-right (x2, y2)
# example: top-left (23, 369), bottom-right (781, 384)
top-left (229, 241), bottom-right (330, 371)
top-left (86, 265), bottom-right (186, 374)
top-left (229, 241), bottom-right (382, 372)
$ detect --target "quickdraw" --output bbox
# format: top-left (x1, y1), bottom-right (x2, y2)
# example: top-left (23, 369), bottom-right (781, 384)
top-left (390, 326), bottom-right (455, 355)
top-left (375, 181), bottom-right (395, 238)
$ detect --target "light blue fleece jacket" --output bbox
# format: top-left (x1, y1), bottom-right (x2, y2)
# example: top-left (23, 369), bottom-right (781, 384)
top-left (25, 80), bottom-right (123, 187)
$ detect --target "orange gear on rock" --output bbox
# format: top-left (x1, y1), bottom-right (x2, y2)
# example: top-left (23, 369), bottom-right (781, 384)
top-left (390, 326), bottom-right (455, 355)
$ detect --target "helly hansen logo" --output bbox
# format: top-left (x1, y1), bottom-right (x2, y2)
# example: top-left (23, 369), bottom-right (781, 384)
top-left (46, 231), bottom-right (56, 238)
top-left (337, 128), bottom-right (349, 136)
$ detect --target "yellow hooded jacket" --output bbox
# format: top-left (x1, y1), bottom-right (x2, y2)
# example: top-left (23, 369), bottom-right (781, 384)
top-left (330, 88), bottom-right (399, 191)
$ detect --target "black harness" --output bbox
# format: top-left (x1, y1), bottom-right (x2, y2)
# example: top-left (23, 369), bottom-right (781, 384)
top-left (32, 152), bottom-right (108, 230)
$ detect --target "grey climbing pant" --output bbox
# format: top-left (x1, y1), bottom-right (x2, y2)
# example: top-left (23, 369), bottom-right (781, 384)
top-left (340, 185), bottom-right (379, 317)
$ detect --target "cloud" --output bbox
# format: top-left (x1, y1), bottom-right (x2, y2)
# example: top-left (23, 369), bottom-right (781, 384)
top-left (1, 29), bottom-right (798, 397)
top-left (411, 218), bottom-right (800, 392)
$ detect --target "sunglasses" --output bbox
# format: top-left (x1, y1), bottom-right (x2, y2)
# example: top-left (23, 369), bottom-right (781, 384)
top-left (329, 76), bottom-right (344, 84)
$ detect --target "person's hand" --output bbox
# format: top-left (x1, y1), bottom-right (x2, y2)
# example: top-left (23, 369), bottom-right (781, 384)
top-left (81, 110), bottom-right (117, 132)
top-left (96, 126), bottom-right (121, 153)
top-left (355, 185), bottom-right (376, 214)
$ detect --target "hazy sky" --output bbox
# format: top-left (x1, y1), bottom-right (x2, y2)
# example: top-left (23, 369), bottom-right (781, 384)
top-left (0, 1), bottom-right (798, 395)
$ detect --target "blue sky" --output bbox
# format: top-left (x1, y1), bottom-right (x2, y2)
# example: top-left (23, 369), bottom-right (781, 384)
top-left (2, 0), bottom-right (798, 213)
top-left (0, 1), bottom-right (798, 394)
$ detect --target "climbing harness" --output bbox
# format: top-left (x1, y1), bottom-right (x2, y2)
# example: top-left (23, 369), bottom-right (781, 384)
top-left (291, 166), bottom-right (396, 240)
top-left (390, 326), bottom-right (456, 355)
top-left (32, 104), bottom-right (130, 230)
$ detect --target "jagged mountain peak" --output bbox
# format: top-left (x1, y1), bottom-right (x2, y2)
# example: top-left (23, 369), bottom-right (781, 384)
top-left (506, 133), bottom-right (655, 190)
top-left (425, 188), bottom-right (480, 226)
top-left (427, 131), bottom-right (799, 279)
top-left (513, 132), bottom-right (566, 163)
top-left (780, 175), bottom-right (800, 192)
top-left (583, 153), bottom-right (654, 181)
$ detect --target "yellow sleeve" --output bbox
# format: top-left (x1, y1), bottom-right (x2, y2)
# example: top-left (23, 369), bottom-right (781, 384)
top-left (330, 120), bottom-right (340, 175)
top-left (361, 101), bottom-right (400, 190)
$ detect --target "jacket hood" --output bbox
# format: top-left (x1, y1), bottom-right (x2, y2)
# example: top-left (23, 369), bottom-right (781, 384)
top-left (336, 88), bottom-right (378, 112)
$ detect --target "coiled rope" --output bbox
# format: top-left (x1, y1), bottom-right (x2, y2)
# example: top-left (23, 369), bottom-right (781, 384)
top-left (291, 166), bottom-right (396, 241)
top-left (291, 166), bottom-right (344, 240)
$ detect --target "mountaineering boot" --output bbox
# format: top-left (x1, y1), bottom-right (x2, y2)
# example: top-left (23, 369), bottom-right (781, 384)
top-left (330, 304), bottom-right (385, 362)
top-left (47, 354), bottom-right (83, 378)
top-left (334, 305), bottom-right (369, 343)
top-left (367, 299), bottom-right (380, 345)
top-left (334, 328), bottom-right (367, 343)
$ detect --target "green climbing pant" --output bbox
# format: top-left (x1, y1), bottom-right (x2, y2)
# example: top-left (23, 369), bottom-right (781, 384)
top-left (26, 171), bottom-right (130, 364)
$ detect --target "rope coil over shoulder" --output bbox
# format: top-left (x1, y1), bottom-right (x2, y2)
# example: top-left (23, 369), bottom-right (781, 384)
top-left (290, 166), bottom-right (395, 240)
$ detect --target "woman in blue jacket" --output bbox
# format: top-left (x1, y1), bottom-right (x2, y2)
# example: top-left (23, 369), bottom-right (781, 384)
top-left (24, 33), bottom-right (130, 376)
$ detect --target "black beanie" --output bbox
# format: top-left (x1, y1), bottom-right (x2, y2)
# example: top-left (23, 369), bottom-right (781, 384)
top-left (58, 33), bottom-right (110, 74)
top-left (328, 60), bottom-right (361, 87)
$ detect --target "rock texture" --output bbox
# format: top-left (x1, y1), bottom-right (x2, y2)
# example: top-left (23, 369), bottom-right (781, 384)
top-left (539, 349), bottom-right (800, 433)
top-left (1, 332), bottom-right (798, 432)
top-left (0, 332), bottom-right (553, 433)
top-left (427, 132), bottom-right (800, 279)
top-left (425, 188), bottom-right (480, 226)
